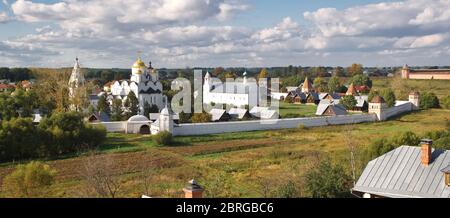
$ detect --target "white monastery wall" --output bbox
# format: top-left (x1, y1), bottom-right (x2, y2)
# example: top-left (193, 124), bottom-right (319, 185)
top-left (172, 114), bottom-right (377, 136)
top-left (382, 102), bottom-right (413, 120)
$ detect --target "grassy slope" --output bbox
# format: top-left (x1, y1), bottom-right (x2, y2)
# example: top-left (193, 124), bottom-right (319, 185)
top-left (1, 109), bottom-right (448, 198)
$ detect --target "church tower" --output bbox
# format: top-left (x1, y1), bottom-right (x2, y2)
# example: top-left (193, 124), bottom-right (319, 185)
top-left (131, 57), bottom-right (147, 83)
top-left (401, 64), bottom-right (410, 79)
top-left (69, 57), bottom-right (85, 99)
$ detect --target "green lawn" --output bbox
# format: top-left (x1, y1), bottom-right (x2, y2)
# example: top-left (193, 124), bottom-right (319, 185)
top-left (278, 102), bottom-right (318, 118)
top-left (1, 109), bottom-right (448, 198)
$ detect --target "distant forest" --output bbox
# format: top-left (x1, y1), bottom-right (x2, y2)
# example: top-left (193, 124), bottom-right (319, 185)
top-left (1, 65), bottom-right (449, 86)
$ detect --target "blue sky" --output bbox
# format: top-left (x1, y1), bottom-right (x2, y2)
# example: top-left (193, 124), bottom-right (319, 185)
top-left (1, 0), bottom-right (449, 68)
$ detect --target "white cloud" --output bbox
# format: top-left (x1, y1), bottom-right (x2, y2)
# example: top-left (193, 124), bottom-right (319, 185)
top-left (303, 0), bottom-right (450, 37)
top-left (251, 17), bottom-right (301, 43)
top-left (0, 11), bottom-right (11, 23)
top-left (3, 0), bottom-right (450, 67)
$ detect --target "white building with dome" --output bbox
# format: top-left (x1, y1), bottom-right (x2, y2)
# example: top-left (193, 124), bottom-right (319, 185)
top-left (106, 58), bottom-right (165, 114)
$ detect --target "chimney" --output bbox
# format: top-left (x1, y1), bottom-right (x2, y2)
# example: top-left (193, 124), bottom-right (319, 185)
top-left (420, 139), bottom-right (433, 166)
top-left (183, 179), bottom-right (204, 198)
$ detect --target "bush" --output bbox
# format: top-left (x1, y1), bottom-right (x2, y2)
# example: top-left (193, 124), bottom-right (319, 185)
top-left (304, 160), bottom-right (352, 198)
top-left (420, 92), bottom-right (440, 109)
top-left (0, 112), bottom-right (107, 163)
top-left (394, 131), bottom-right (420, 147)
top-left (191, 112), bottom-right (212, 123)
top-left (440, 95), bottom-right (450, 110)
top-left (0, 118), bottom-right (42, 161)
top-left (153, 131), bottom-right (173, 146)
top-left (363, 138), bottom-right (396, 162)
top-left (276, 180), bottom-right (298, 198)
top-left (2, 161), bottom-right (56, 197)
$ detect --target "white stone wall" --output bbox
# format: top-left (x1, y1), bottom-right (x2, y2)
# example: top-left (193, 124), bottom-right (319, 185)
top-left (382, 102), bottom-right (413, 120)
top-left (93, 122), bottom-right (127, 133)
top-left (172, 114), bottom-right (377, 136)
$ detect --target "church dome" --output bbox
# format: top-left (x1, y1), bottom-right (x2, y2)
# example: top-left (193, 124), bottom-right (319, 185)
top-left (133, 58), bottom-right (146, 69)
top-left (128, 115), bottom-right (150, 122)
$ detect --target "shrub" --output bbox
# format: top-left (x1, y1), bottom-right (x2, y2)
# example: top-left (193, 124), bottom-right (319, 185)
top-left (276, 180), bottom-right (298, 198)
top-left (191, 112), bottom-right (212, 123)
top-left (2, 161), bottom-right (56, 197)
top-left (420, 92), bottom-right (440, 109)
top-left (153, 131), bottom-right (173, 146)
top-left (394, 131), bottom-right (420, 147)
top-left (440, 95), bottom-right (450, 110)
top-left (304, 161), bottom-right (352, 198)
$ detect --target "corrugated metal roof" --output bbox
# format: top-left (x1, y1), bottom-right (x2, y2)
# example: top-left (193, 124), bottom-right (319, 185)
top-left (354, 146), bottom-right (450, 198)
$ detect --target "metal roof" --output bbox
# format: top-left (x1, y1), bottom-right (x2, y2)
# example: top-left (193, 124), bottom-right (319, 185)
top-left (228, 108), bottom-right (249, 119)
top-left (209, 109), bottom-right (227, 121)
top-left (353, 146), bottom-right (450, 198)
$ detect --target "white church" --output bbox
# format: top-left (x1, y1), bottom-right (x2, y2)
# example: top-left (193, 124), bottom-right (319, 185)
top-left (105, 58), bottom-right (165, 114)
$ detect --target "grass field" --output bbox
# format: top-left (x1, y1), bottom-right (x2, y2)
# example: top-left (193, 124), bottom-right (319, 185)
top-left (278, 102), bottom-right (318, 118)
top-left (371, 77), bottom-right (449, 100)
top-left (0, 109), bottom-right (448, 198)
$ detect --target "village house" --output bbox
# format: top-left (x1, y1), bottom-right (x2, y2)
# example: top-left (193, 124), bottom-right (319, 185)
top-left (353, 139), bottom-right (450, 198)
top-left (0, 83), bottom-right (15, 92)
top-left (316, 100), bottom-right (348, 116)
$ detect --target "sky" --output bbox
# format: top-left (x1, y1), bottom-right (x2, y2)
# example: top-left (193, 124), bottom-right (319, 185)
top-left (0, 0), bottom-right (449, 68)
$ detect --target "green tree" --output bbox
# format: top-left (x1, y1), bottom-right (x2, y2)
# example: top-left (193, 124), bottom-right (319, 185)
top-left (96, 95), bottom-right (110, 115)
top-left (313, 77), bottom-right (328, 92)
top-left (111, 99), bottom-right (124, 121)
top-left (364, 138), bottom-right (395, 161)
top-left (394, 131), bottom-right (420, 147)
top-left (0, 118), bottom-right (41, 161)
top-left (328, 76), bottom-right (341, 93)
top-left (124, 91), bottom-right (139, 119)
top-left (420, 92), bottom-right (440, 109)
top-left (380, 88), bottom-right (396, 107)
top-left (368, 90), bottom-right (380, 102)
top-left (350, 74), bottom-right (372, 88)
top-left (143, 101), bottom-right (160, 118)
top-left (2, 161), bottom-right (56, 197)
top-left (347, 63), bottom-right (363, 76)
top-left (304, 161), bottom-right (352, 198)
top-left (341, 95), bottom-right (357, 110)
top-left (333, 66), bottom-right (346, 77)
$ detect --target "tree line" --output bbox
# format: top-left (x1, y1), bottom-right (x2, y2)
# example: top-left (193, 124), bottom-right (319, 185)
top-left (0, 112), bottom-right (106, 163)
